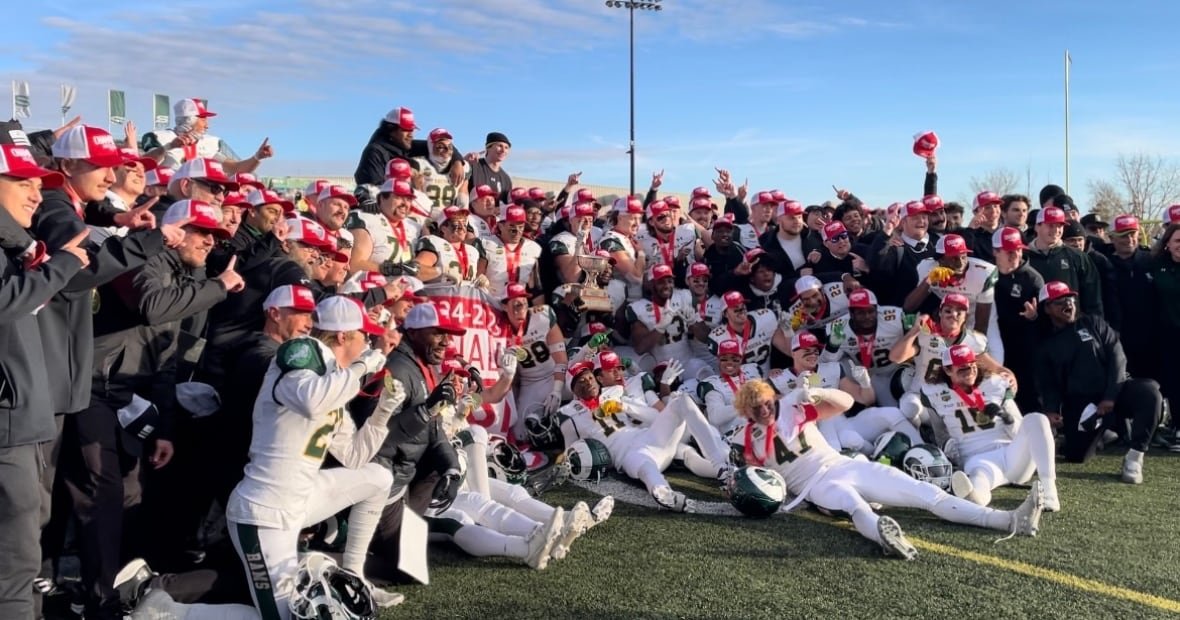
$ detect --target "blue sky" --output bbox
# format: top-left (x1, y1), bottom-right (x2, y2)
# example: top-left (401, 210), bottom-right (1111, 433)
top-left (5, 0), bottom-right (1180, 208)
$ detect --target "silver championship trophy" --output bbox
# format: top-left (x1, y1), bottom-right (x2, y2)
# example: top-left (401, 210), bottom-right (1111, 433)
top-left (574, 228), bottom-right (613, 313)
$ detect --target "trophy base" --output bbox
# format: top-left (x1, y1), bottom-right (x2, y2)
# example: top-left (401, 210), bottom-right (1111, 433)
top-left (576, 286), bottom-right (614, 314)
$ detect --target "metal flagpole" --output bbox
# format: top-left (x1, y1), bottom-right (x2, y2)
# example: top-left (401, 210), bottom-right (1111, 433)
top-left (1065, 50), bottom-right (1071, 194)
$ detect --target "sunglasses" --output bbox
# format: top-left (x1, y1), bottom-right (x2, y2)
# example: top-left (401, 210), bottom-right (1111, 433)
top-left (827, 233), bottom-right (850, 242)
top-left (193, 179), bottom-right (226, 195)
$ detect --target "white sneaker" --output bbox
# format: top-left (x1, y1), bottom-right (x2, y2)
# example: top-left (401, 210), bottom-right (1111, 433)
top-left (366, 581), bottom-right (406, 608)
top-left (1010, 480), bottom-right (1044, 536)
top-left (1042, 480), bottom-right (1061, 513)
top-left (877, 516), bottom-right (917, 560)
top-left (652, 486), bottom-right (688, 512)
top-left (551, 502), bottom-right (594, 561)
top-left (950, 471), bottom-right (974, 500)
top-left (590, 496), bottom-right (615, 525)
top-left (525, 507), bottom-right (564, 570)
top-left (1121, 451), bottom-right (1144, 484)
top-left (114, 558), bottom-right (155, 611)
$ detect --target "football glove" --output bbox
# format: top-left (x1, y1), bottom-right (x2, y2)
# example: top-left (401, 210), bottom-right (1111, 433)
top-left (429, 469), bottom-right (462, 512)
top-left (370, 376), bottom-right (408, 426)
top-left (379, 259), bottom-right (419, 278)
top-left (543, 378), bottom-right (564, 414)
top-left (660, 359), bottom-right (685, 387)
top-left (496, 346), bottom-right (518, 379)
top-left (848, 365), bottom-right (872, 389)
top-left (425, 375), bottom-right (457, 414)
top-left (351, 348), bottom-right (386, 376)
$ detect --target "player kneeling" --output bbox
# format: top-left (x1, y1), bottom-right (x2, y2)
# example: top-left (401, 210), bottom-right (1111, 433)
top-left (225, 296), bottom-right (407, 615)
top-left (921, 344), bottom-right (1059, 511)
top-left (732, 378), bottom-right (1044, 560)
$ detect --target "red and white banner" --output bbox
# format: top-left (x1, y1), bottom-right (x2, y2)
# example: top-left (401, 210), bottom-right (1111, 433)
top-left (418, 283), bottom-right (515, 435)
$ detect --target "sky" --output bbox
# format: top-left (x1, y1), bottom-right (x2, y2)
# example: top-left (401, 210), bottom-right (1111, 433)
top-left (5, 0), bottom-right (1180, 209)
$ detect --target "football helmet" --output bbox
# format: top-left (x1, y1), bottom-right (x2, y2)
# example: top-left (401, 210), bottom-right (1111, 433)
top-left (525, 409), bottom-right (564, 451)
top-left (903, 443), bottom-right (954, 491)
top-left (871, 431), bottom-right (913, 469)
top-left (289, 552), bottom-right (376, 620)
top-left (487, 435), bottom-right (528, 485)
top-left (565, 438), bottom-right (613, 482)
top-left (726, 466), bottom-right (787, 518)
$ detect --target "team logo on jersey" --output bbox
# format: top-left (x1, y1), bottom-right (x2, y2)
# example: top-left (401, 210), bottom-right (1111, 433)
top-left (1077, 328), bottom-right (1093, 342)
top-left (1060, 259), bottom-right (1069, 269)
top-left (1010, 284), bottom-right (1022, 297)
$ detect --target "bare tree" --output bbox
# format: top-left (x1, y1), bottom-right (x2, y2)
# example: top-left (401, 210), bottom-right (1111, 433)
top-left (1086, 179), bottom-right (1125, 221)
top-left (969, 167), bottom-right (1021, 197)
top-left (1113, 153), bottom-right (1180, 222)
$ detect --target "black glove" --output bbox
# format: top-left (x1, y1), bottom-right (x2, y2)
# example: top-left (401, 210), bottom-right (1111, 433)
top-left (984, 403), bottom-right (1013, 425)
top-left (466, 366), bottom-right (483, 393)
top-left (379, 259), bottom-right (419, 278)
top-left (354, 184), bottom-right (380, 214)
top-left (424, 373), bottom-right (457, 412)
top-left (429, 470), bottom-right (462, 512)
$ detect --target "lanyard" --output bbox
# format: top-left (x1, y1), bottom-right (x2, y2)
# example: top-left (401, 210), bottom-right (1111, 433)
top-left (658, 232), bottom-right (675, 265)
top-left (512, 315), bottom-right (528, 346)
top-left (183, 142), bottom-right (197, 162)
top-left (856, 334), bottom-right (876, 368)
top-left (727, 320), bottom-right (752, 354)
top-left (652, 298), bottom-right (665, 325)
top-left (388, 218), bottom-right (409, 259)
top-left (723, 373), bottom-right (745, 394)
top-left (455, 243), bottom-right (469, 279)
top-left (413, 356), bottom-right (438, 393)
top-left (744, 421), bottom-right (776, 467)
top-left (953, 385), bottom-right (985, 412)
top-left (505, 241), bottom-right (523, 284)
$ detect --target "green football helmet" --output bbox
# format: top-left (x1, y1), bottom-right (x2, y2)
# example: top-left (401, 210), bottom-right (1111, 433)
top-left (726, 466), bottom-right (787, 518)
top-left (565, 438), bottom-right (613, 482)
top-left (487, 435), bottom-right (528, 485)
top-left (871, 431), bottom-right (913, 469)
top-left (903, 443), bottom-right (953, 491)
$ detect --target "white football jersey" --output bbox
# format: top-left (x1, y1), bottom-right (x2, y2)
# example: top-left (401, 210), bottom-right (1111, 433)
top-left (783, 281), bottom-right (850, 330)
top-left (737, 401), bottom-right (845, 493)
top-left (736, 222), bottom-right (771, 250)
top-left (625, 289), bottom-right (701, 363)
top-left (150, 129), bottom-right (227, 170)
top-left (600, 230), bottom-right (644, 299)
top-left (907, 329), bottom-right (988, 392)
top-left (920, 375), bottom-right (1015, 458)
top-left (635, 224), bottom-right (698, 266)
top-left (549, 228), bottom-right (604, 260)
top-left (767, 362), bottom-right (842, 395)
top-left (227, 338), bottom-right (387, 529)
top-left (414, 156), bottom-right (461, 210)
top-left (915, 257), bottom-right (998, 326)
top-left (696, 364), bottom-right (763, 437)
top-left (507, 306), bottom-right (560, 381)
top-left (821, 306), bottom-right (906, 375)
top-left (481, 236), bottom-right (542, 300)
top-left (559, 389), bottom-right (660, 458)
top-left (707, 309), bottom-right (780, 372)
top-left (345, 211), bottom-right (420, 265)
top-left (699, 295), bottom-right (727, 329)
top-left (416, 235), bottom-right (483, 283)
top-left (469, 215), bottom-right (497, 239)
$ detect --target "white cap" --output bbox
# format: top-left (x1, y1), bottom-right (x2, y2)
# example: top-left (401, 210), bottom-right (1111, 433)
top-left (313, 296), bottom-right (384, 335)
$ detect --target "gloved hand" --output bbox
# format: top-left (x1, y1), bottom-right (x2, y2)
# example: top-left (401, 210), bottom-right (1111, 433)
top-left (425, 374), bottom-right (457, 414)
top-left (429, 469), bottom-right (463, 512)
top-left (984, 402), bottom-right (1014, 425)
top-left (466, 365), bottom-right (483, 393)
top-left (473, 274), bottom-right (491, 291)
top-left (351, 348), bottom-right (386, 376)
top-left (587, 331), bottom-right (611, 351)
top-left (379, 259), bottom-right (419, 278)
top-left (660, 359), bottom-right (684, 387)
top-left (848, 365), bottom-right (872, 389)
top-left (496, 346), bottom-right (518, 379)
top-left (370, 376), bottom-right (408, 426)
top-left (543, 378), bottom-right (564, 414)
top-left (792, 372), bottom-right (817, 405)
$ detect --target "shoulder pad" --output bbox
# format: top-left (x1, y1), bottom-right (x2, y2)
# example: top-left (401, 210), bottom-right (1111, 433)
top-left (696, 381), bottom-right (716, 399)
top-left (276, 338), bottom-right (327, 376)
top-left (549, 240), bottom-right (570, 256)
top-left (641, 373), bottom-right (657, 393)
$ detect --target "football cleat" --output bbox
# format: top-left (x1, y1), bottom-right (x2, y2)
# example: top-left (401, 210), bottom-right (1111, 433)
top-left (366, 582), bottom-right (405, 608)
top-left (1010, 480), bottom-right (1044, 536)
top-left (652, 486), bottom-right (689, 513)
top-left (590, 495), bottom-right (615, 525)
top-left (525, 508), bottom-right (564, 570)
top-left (877, 517), bottom-right (918, 560)
top-left (551, 502), bottom-right (594, 561)
top-left (114, 558), bottom-right (155, 612)
top-left (1042, 480), bottom-right (1061, 513)
top-left (950, 471), bottom-right (975, 501)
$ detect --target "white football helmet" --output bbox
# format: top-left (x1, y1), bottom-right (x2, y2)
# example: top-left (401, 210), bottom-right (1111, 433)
top-left (902, 444), bottom-right (954, 491)
top-left (289, 552), bottom-right (376, 620)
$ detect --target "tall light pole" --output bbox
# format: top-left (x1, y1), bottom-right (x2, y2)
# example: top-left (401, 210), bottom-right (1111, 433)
top-left (605, 0), bottom-right (663, 196)
top-left (1065, 50), bottom-right (1072, 194)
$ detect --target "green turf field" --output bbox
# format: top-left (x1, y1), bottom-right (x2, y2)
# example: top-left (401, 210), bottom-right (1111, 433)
top-left (380, 448), bottom-right (1180, 620)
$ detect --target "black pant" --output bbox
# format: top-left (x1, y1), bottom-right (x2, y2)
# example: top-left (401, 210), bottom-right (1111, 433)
top-left (1160, 326), bottom-right (1180, 430)
top-left (59, 400), bottom-right (143, 619)
top-left (0, 443), bottom-right (42, 618)
top-left (1062, 378), bottom-right (1163, 463)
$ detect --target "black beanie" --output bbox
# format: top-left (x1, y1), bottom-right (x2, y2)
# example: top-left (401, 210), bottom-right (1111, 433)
top-left (1038, 184), bottom-right (1065, 208)
top-left (485, 132), bottom-right (511, 147)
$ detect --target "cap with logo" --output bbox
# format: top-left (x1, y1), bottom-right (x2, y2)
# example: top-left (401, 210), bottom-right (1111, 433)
top-left (847, 288), bottom-right (878, 309)
top-left (1111, 215), bottom-right (1140, 236)
top-left (973, 191), bottom-right (1003, 210)
top-left (119, 148), bottom-right (158, 172)
top-left (247, 188), bottom-right (295, 213)
top-left (648, 263), bottom-right (674, 281)
top-left (528, 187), bottom-right (547, 201)
top-left (0, 144), bottom-right (63, 188)
top-left (723, 290), bottom-right (746, 309)
top-left (314, 296), bottom-right (384, 335)
top-left (575, 188), bottom-right (596, 204)
top-left (402, 302), bottom-right (467, 334)
top-left (385, 159), bottom-right (412, 181)
top-left (1038, 281), bottom-right (1077, 304)
top-left (689, 197), bottom-right (713, 212)
top-left (1168, 204), bottom-right (1180, 225)
top-left (940, 293), bottom-right (970, 310)
top-left (429, 128), bottom-right (453, 142)
top-left (921, 195), bottom-right (944, 212)
top-left (691, 186), bottom-right (711, 200)
top-left (664, 195), bottom-right (682, 209)
top-left (473, 184), bottom-right (497, 199)
top-left (712, 213), bottom-right (736, 229)
top-left (174, 157), bottom-right (238, 190)
top-left (792, 331), bottom-right (821, 351)
top-left (717, 339), bottom-right (742, 357)
top-left (903, 200), bottom-right (927, 218)
top-left (383, 107), bottom-right (418, 131)
top-left (502, 205), bottom-right (527, 223)
top-left (502, 282), bottom-right (530, 303)
top-left (232, 172), bottom-right (265, 191)
top-left (595, 350), bottom-right (622, 371)
top-left (913, 130), bottom-right (939, 158)
top-left (174, 98), bottom-right (216, 118)
top-left (941, 343), bottom-right (976, 368)
top-left (1037, 207), bottom-right (1066, 225)
top-left (144, 167), bottom-right (174, 187)
top-left (753, 191), bottom-right (778, 207)
top-left (263, 284), bottom-right (317, 312)
top-left (647, 200), bottom-right (670, 219)
top-left (935, 234), bottom-right (972, 257)
top-left (821, 221), bottom-right (848, 242)
top-left (991, 227), bottom-right (1027, 251)
top-left (778, 200), bottom-right (804, 218)
top-left (688, 263), bottom-right (711, 279)
top-left (612, 196), bottom-right (644, 214)
top-left (379, 178), bottom-right (415, 197)
top-left (161, 200), bottom-right (231, 239)
top-left (318, 185), bottom-right (358, 207)
top-left (286, 217), bottom-right (332, 249)
top-left (793, 275), bottom-right (822, 298)
top-left (52, 126), bottom-right (124, 167)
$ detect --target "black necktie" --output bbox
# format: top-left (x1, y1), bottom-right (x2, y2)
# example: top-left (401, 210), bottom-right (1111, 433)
top-left (914, 241), bottom-right (927, 252)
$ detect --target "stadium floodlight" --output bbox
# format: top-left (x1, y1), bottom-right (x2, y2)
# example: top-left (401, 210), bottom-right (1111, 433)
top-left (604, 0), bottom-right (666, 195)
